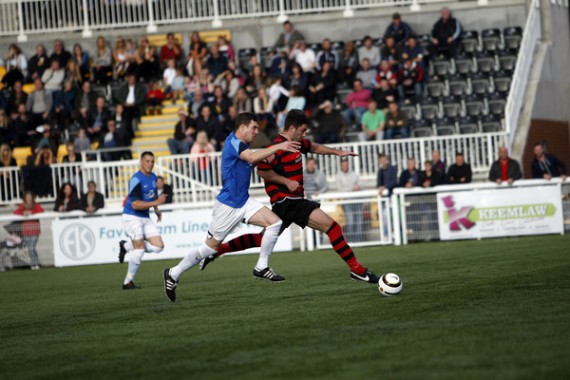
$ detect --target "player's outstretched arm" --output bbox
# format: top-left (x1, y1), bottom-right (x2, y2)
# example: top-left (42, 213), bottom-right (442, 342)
top-left (240, 140), bottom-right (301, 165)
top-left (132, 194), bottom-right (167, 211)
top-left (310, 142), bottom-right (358, 157)
top-left (257, 169), bottom-right (300, 192)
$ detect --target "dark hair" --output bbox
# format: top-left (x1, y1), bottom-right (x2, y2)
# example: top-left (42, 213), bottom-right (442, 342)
top-left (167, 32), bottom-right (174, 38)
top-left (392, 12), bottom-right (401, 20)
top-left (283, 21), bottom-right (292, 26)
top-left (284, 109), bottom-right (310, 131)
top-left (533, 142), bottom-right (543, 149)
top-left (140, 151), bottom-right (154, 159)
top-left (456, 151), bottom-right (464, 156)
top-left (235, 112), bottom-right (258, 131)
top-left (87, 180), bottom-right (97, 187)
top-left (363, 35), bottom-right (372, 42)
top-left (157, 176), bottom-right (165, 181)
top-left (379, 153), bottom-right (387, 159)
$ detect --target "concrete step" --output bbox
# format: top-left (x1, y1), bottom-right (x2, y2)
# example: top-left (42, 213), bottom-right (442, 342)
top-left (140, 114), bottom-right (178, 123)
top-left (137, 124), bottom-right (175, 132)
top-left (132, 136), bottom-right (170, 144)
top-left (135, 129), bottom-right (174, 137)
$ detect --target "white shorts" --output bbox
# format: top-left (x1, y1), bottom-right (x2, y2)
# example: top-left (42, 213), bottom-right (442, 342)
top-left (208, 198), bottom-right (265, 241)
top-left (122, 214), bottom-right (160, 241)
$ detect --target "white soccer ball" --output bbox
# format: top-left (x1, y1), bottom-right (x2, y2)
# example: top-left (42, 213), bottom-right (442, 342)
top-left (378, 273), bottom-right (403, 297)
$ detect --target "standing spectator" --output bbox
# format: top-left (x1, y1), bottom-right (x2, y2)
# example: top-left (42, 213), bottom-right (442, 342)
top-left (431, 150), bottom-right (446, 183)
top-left (381, 36), bottom-right (402, 67)
top-left (113, 37), bottom-right (130, 80)
top-left (316, 38), bottom-right (339, 72)
top-left (488, 146), bottom-right (522, 185)
top-left (114, 74), bottom-right (147, 136)
top-left (88, 96), bottom-right (111, 141)
top-left (160, 33), bottom-right (182, 66)
top-left (337, 158), bottom-right (364, 242)
top-left (308, 61), bottom-right (336, 105)
top-left (313, 100), bottom-right (344, 144)
top-left (304, 157), bottom-right (328, 198)
top-left (100, 120), bottom-right (128, 161)
top-left (187, 31), bottom-right (208, 76)
top-left (41, 59), bottom-right (65, 92)
top-left (339, 40), bottom-right (359, 86)
top-left (162, 58), bottom-right (177, 95)
top-left (167, 108), bottom-right (196, 155)
top-left (26, 78), bottom-right (52, 127)
top-left (146, 81), bottom-right (165, 116)
top-left (422, 161), bottom-right (441, 187)
top-left (206, 45), bottom-right (229, 78)
top-left (358, 36), bottom-right (381, 67)
top-left (170, 66), bottom-right (186, 102)
top-left (217, 36), bottom-right (235, 62)
top-left (430, 7), bottom-right (462, 59)
top-left (5, 44), bottom-right (27, 77)
top-left (360, 99), bottom-right (385, 142)
top-left (27, 44), bottom-right (48, 82)
top-left (289, 40), bottom-right (316, 74)
top-left (13, 104), bottom-right (33, 147)
top-left (190, 130), bottom-right (216, 182)
top-left (373, 79), bottom-right (398, 110)
top-left (384, 13), bottom-right (413, 46)
top-left (93, 36), bottom-right (112, 85)
top-left (397, 58), bottom-right (424, 103)
top-left (156, 176), bottom-right (173, 204)
top-left (342, 79), bottom-right (371, 128)
top-left (356, 58), bottom-right (378, 89)
top-left (233, 88), bottom-right (252, 113)
top-left (80, 180), bottom-right (105, 214)
top-left (13, 191), bottom-right (44, 270)
top-left (72, 43), bottom-right (90, 82)
top-left (49, 40), bottom-right (72, 69)
top-left (399, 158), bottom-right (423, 187)
top-left (8, 80), bottom-right (28, 116)
top-left (0, 145), bottom-right (18, 200)
top-left (447, 151), bottom-right (472, 184)
top-left (274, 21), bottom-right (305, 49)
top-left (377, 153), bottom-right (398, 195)
top-left (54, 183), bottom-right (80, 212)
top-left (385, 102), bottom-right (409, 139)
top-left (531, 143), bottom-right (567, 180)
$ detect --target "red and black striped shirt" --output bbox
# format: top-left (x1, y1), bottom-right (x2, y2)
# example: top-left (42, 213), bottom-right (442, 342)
top-left (258, 134), bottom-right (312, 204)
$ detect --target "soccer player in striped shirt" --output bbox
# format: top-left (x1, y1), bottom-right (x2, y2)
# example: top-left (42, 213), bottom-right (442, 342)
top-left (200, 109), bottom-right (380, 284)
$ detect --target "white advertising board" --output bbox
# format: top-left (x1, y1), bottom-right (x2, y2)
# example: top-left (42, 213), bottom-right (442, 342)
top-left (52, 209), bottom-right (292, 267)
top-left (437, 186), bottom-right (564, 241)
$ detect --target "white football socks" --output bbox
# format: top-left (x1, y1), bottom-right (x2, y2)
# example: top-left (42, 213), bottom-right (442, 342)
top-left (124, 249), bottom-right (145, 285)
top-left (124, 240), bottom-right (163, 253)
top-left (170, 244), bottom-right (217, 281)
top-left (255, 220), bottom-right (282, 271)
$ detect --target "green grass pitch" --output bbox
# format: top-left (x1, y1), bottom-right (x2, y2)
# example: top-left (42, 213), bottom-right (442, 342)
top-left (1, 235), bottom-right (569, 379)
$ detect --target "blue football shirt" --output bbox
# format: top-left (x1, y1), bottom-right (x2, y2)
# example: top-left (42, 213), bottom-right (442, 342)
top-left (216, 132), bottom-right (252, 208)
top-left (123, 171), bottom-right (158, 218)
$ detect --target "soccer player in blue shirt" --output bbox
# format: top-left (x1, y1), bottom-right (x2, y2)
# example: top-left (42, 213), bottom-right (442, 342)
top-left (163, 112), bottom-right (300, 302)
top-left (120, 151), bottom-right (168, 289)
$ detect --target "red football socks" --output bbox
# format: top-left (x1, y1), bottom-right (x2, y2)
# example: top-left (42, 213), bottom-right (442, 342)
top-left (326, 222), bottom-right (365, 274)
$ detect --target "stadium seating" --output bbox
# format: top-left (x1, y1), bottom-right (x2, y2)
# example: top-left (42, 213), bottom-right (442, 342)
top-left (13, 147), bottom-right (32, 166)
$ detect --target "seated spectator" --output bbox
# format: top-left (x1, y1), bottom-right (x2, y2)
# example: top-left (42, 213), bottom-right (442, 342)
top-left (74, 81), bottom-right (98, 123)
top-left (41, 59), bottom-right (65, 92)
top-left (93, 36), bottom-right (113, 85)
top-left (101, 120), bottom-right (128, 161)
top-left (342, 79), bottom-right (371, 128)
top-left (402, 35), bottom-right (426, 72)
top-left (13, 104), bottom-right (34, 147)
top-left (385, 102), bottom-right (409, 139)
top-left (113, 74), bottom-right (147, 133)
top-left (54, 182), bottom-right (80, 212)
top-left (488, 146), bottom-right (522, 185)
top-left (360, 99), bottom-right (385, 142)
top-left (381, 36), bottom-right (402, 68)
top-left (377, 60), bottom-right (398, 89)
top-left (339, 40), bottom-right (359, 86)
top-left (0, 114), bottom-right (13, 147)
top-left (447, 152), bottom-right (472, 184)
top-left (217, 35), bottom-right (235, 62)
top-left (358, 36), bottom-right (381, 67)
top-left (53, 80), bottom-right (77, 130)
top-left (384, 13), bottom-right (413, 46)
top-left (113, 104), bottom-right (131, 145)
top-left (245, 64), bottom-right (268, 98)
top-left (26, 78), bottom-right (52, 128)
top-left (80, 180), bottom-right (105, 214)
top-left (128, 40), bottom-right (159, 82)
top-left (214, 69), bottom-right (240, 99)
top-left (168, 109), bottom-right (196, 155)
top-left (316, 38), bottom-right (339, 72)
top-left (62, 141), bottom-right (82, 163)
top-left (189, 90), bottom-right (206, 118)
top-left (196, 68), bottom-right (214, 94)
top-left (531, 143), bottom-right (567, 181)
top-left (8, 80), bottom-right (28, 116)
top-left (156, 176), bottom-right (173, 204)
top-left (170, 66), bottom-right (186, 102)
top-left (430, 7), bottom-right (462, 59)
top-left (160, 32), bottom-right (182, 66)
top-left (313, 100), bottom-right (344, 144)
top-left (1, 64), bottom-right (24, 90)
top-left (5, 44), bottom-right (27, 77)
top-left (309, 61), bottom-right (336, 106)
top-left (35, 125), bottom-right (58, 156)
top-left (399, 158), bottom-right (423, 188)
top-left (72, 43), bottom-right (90, 82)
top-left (27, 44), bottom-right (49, 82)
top-left (431, 150), bottom-right (446, 183)
top-left (50, 39), bottom-right (72, 68)
top-left (220, 105), bottom-right (237, 148)
top-left (190, 130), bottom-right (216, 181)
top-left (233, 88), bottom-right (252, 114)
top-left (74, 128), bottom-right (91, 154)
top-left (196, 106), bottom-right (222, 150)
top-left (398, 58), bottom-right (424, 103)
top-left (274, 21), bottom-right (305, 49)
top-left (211, 86), bottom-right (232, 122)
top-left (146, 81), bottom-right (165, 116)
top-left (356, 58), bottom-right (378, 89)
top-left (206, 45), bottom-right (229, 78)
top-left (267, 48), bottom-right (292, 80)
top-left (87, 96), bottom-right (111, 142)
top-left (188, 31), bottom-right (208, 77)
top-left (304, 157), bottom-right (328, 198)
top-left (373, 79), bottom-right (398, 110)
top-left (422, 161), bottom-right (441, 187)
top-left (13, 191), bottom-right (44, 270)
top-left (253, 87), bottom-right (275, 132)
top-left (113, 37), bottom-right (130, 80)
top-left (289, 40), bottom-right (316, 74)
top-left (284, 86), bottom-right (306, 112)
top-left (377, 153), bottom-right (398, 195)
top-left (287, 63), bottom-right (309, 96)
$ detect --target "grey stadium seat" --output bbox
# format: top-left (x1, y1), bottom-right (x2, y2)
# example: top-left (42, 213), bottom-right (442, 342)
top-left (503, 26), bottom-right (523, 51)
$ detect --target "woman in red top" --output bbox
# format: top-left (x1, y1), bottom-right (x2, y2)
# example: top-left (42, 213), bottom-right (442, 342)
top-left (13, 191), bottom-right (44, 270)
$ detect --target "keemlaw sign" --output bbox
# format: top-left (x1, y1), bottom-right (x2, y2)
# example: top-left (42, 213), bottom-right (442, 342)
top-left (52, 209), bottom-right (292, 267)
top-left (437, 186), bottom-right (564, 241)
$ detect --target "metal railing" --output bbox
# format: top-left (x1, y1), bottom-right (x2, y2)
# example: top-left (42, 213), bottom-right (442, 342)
top-left (505, 0), bottom-right (541, 148)
top-left (0, 0), bottom-right (488, 41)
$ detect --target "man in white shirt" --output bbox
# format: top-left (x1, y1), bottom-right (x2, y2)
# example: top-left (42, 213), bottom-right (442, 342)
top-left (358, 36), bottom-right (381, 67)
top-left (337, 158), bottom-right (365, 242)
top-left (289, 40), bottom-right (316, 73)
top-left (41, 60), bottom-right (65, 91)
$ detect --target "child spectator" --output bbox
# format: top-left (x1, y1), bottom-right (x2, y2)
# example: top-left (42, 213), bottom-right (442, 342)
top-left (146, 81), bottom-right (165, 115)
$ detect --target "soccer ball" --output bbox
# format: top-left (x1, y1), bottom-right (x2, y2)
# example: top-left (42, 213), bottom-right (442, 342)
top-left (378, 273), bottom-right (403, 296)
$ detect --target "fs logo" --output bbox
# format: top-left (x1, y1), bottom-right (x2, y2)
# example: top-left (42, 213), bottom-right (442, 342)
top-left (59, 224), bottom-right (96, 260)
top-left (441, 195), bottom-right (475, 231)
